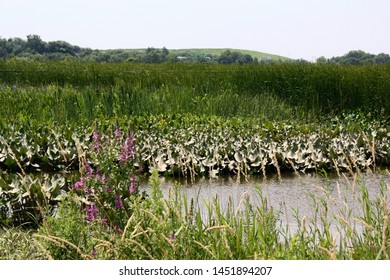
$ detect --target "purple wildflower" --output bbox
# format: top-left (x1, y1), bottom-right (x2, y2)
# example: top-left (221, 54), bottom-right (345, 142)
top-left (129, 177), bottom-right (137, 194)
top-left (92, 132), bottom-right (102, 150)
top-left (106, 187), bottom-right (112, 193)
top-left (84, 203), bottom-right (99, 222)
top-left (129, 185), bottom-right (136, 194)
top-left (115, 128), bottom-right (123, 139)
top-left (72, 177), bottom-right (86, 190)
top-left (119, 153), bottom-right (128, 162)
top-left (92, 132), bottom-right (100, 141)
top-left (119, 135), bottom-right (134, 162)
top-left (114, 194), bottom-right (123, 209)
top-left (85, 162), bottom-right (93, 178)
top-left (92, 247), bottom-right (97, 257)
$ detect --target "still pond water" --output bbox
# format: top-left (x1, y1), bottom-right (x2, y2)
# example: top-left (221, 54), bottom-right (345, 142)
top-left (142, 170), bottom-right (390, 232)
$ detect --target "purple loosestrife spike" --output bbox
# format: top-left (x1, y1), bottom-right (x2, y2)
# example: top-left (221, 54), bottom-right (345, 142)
top-left (115, 128), bottom-right (123, 139)
top-left (129, 177), bottom-right (137, 194)
top-left (84, 203), bottom-right (98, 222)
top-left (92, 132), bottom-right (100, 141)
top-left (92, 132), bottom-right (102, 151)
top-left (129, 184), bottom-right (136, 194)
top-left (119, 153), bottom-right (128, 162)
top-left (114, 194), bottom-right (123, 209)
top-left (119, 135), bottom-right (135, 162)
top-left (72, 181), bottom-right (84, 190)
top-left (72, 177), bottom-right (86, 190)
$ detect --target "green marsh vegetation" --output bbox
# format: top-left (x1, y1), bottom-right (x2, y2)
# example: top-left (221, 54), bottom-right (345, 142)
top-left (1, 60), bottom-right (389, 124)
top-left (0, 60), bottom-right (389, 259)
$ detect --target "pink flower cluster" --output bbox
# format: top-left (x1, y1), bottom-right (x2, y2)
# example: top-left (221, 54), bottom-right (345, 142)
top-left (129, 176), bottom-right (137, 194)
top-left (84, 203), bottom-right (98, 222)
top-left (119, 134), bottom-right (134, 162)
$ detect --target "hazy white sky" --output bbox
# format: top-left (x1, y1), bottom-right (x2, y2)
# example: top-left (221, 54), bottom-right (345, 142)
top-left (1, 0), bottom-right (389, 60)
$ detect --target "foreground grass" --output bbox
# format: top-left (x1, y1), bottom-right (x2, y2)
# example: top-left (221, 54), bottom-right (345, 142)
top-left (0, 228), bottom-right (47, 260)
top-left (1, 170), bottom-right (389, 260)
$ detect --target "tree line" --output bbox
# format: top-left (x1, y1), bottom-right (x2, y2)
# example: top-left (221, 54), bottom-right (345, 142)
top-left (317, 50), bottom-right (390, 65)
top-left (1, 35), bottom-right (389, 65)
top-left (0, 35), bottom-right (263, 64)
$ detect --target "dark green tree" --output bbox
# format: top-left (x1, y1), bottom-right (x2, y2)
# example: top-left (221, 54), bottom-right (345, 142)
top-left (239, 54), bottom-right (254, 64)
top-left (26, 34), bottom-right (46, 54)
top-left (47, 40), bottom-right (79, 56)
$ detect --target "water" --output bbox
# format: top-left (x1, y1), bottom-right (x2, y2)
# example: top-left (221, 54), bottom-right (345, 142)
top-left (141, 170), bottom-right (390, 233)
top-left (2, 168), bottom-right (389, 233)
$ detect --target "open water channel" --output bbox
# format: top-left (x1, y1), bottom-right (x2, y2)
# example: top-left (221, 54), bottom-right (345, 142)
top-left (1, 168), bottom-right (389, 234)
top-left (142, 170), bottom-right (390, 233)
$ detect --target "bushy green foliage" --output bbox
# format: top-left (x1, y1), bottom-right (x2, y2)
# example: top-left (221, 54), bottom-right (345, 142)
top-left (320, 50), bottom-right (390, 65)
top-left (35, 194), bottom-right (93, 260)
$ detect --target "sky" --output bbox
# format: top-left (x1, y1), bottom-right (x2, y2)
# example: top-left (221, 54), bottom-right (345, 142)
top-left (1, 0), bottom-right (390, 61)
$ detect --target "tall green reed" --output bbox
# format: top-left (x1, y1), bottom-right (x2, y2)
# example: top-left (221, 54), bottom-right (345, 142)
top-left (1, 61), bottom-right (389, 126)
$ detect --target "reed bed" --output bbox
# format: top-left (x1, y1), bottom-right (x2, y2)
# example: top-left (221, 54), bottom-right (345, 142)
top-left (1, 61), bottom-right (389, 127)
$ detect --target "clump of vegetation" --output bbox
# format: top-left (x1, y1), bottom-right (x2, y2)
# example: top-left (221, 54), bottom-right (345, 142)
top-left (318, 50), bottom-right (390, 65)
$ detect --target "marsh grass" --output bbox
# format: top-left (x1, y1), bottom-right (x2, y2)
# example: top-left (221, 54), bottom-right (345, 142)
top-left (0, 83), bottom-right (297, 126)
top-left (1, 61), bottom-right (389, 127)
top-left (0, 227), bottom-right (46, 259)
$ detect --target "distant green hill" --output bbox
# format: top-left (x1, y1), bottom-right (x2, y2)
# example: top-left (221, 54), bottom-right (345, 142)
top-left (101, 48), bottom-right (291, 62)
top-left (0, 35), bottom-right (292, 62)
top-left (168, 48), bottom-right (291, 61)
